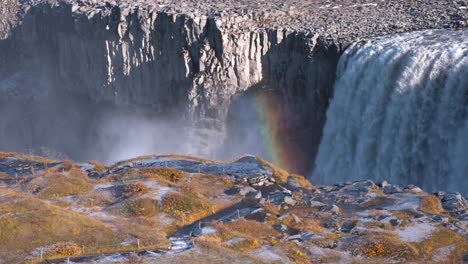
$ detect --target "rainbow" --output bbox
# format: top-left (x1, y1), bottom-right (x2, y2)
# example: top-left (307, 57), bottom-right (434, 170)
top-left (249, 90), bottom-right (307, 174)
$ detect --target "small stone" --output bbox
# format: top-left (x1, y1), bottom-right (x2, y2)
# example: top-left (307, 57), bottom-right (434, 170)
top-left (405, 185), bottom-right (423, 193)
top-left (341, 220), bottom-right (357, 233)
top-left (389, 218), bottom-right (400, 226)
top-left (245, 190), bottom-right (262, 199)
top-left (383, 184), bottom-right (403, 194)
top-left (273, 224), bottom-right (287, 232)
top-left (379, 180), bottom-right (389, 188)
top-left (309, 201), bottom-right (327, 208)
top-left (239, 186), bottom-right (256, 196)
top-left (328, 204), bottom-right (341, 215)
top-left (440, 192), bottom-right (467, 213)
top-left (431, 215), bottom-right (449, 223)
top-left (284, 196), bottom-right (296, 206)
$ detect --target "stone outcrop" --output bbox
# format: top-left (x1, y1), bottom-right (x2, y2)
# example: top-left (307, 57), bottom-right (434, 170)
top-left (0, 0), bottom-right (466, 170)
top-left (0, 152), bottom-right (466, 263)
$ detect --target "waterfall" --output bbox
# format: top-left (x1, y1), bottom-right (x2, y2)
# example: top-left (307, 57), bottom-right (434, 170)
top-left (314, 29), bottom-right (468, 194)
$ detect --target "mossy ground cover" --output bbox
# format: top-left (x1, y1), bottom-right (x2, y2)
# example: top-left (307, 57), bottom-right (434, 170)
top-left (24, 168), bottom-right (93, 198)
top-left (0, 190), bottom-right (119, 263)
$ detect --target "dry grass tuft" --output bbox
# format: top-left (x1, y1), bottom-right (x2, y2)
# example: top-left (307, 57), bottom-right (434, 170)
top-left (88, 161), bottom-right (108, 173)
top-left (0, 192), bottom-right (118, 263)
top-left (419, 226), bottom-right (467, 261)
top-left (140, 167), bottom-right (187, 184)
top-left (46, 242), bottom-right (82, 257)
top-left (26, 168), bottom-right (93, 198)
top-left (288, 174), bottom-right (313, 189)
top-left (126, 198), bottom-right (159, 217)
top-left (161, 192), bottom-right (212, 223)
top-left (0, 151), bottom-right (55, 163)
top-left (123, 182), bottom-right (150, 198)
top-left (362, 234), bottom-right (419, 260)
top-left (255, 156), bottom-right (289, 183)
top-left (420, 195), bottom-right (444, 215)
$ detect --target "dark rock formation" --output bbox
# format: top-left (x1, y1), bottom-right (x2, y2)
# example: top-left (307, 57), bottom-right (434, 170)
top-left (0, 0), bottom-right (466, 172)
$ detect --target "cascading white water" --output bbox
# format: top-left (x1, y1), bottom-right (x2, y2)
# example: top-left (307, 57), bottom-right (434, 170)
top-left (314, 29), bottom-right (468, 194)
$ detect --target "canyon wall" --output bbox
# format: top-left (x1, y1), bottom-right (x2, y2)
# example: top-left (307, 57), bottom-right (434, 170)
top-left (0, 2), bottom-right (341, 167)
top-left (0, 0), bottom-right (466, 174)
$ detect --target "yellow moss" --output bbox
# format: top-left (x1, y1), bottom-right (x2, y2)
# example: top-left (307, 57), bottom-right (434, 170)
top-left (288, 174), bottom-right (314, 189)
top-left (362, 234), bottom-right (419, 260)
top-left (223, 178), bottom-right (233, 186)
top-left (282, 242), bottom-right (313, 264)
top-left (127, 198), bottom-right (159, 217)
top-left (255, 156), bottom-right (290, 183)
top-left (161, 192), bottom-right (212, 223)
top-left (123, 182), bottom-right (150, 198)
top-left (419, 226), bottom-right (467, 261)
top-left (393, 210), bottom-right (421, 220)
top-left (420, 195), bottom-right (444, 215)
top-left (46, 242), bottom-right (82, 257)
top-left (306, 224), bottom-right (325, 233)
top-left (0, 152), bottom-right (16, 159)
top-left (88, 161), bottom-right (108, 173)
top-left (263, 202), bottom-right (281, 215)
top-left (0, 171), bottom-right (12, 180)
top-left (27, 169), bottom-right (93, 198)
top-left (0, 192), bottom-right (119, 263)
top-left (0, 151), bottom-right (55, 163)
top-left (359, 196), bottom-right (387, 208)
top-left (233, 238), bottom-right (261, 250)
top-left (140, 167), bottom-right (187, 183)
top-left (225, 219), bottom-right (280, 239)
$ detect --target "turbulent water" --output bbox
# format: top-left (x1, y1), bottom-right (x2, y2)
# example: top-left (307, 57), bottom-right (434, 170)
top-left (314, 29), bottom-right (468, 194)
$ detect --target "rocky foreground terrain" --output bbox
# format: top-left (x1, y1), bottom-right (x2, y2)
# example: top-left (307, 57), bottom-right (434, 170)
top-left (0, 152), bottom-right (466, 263)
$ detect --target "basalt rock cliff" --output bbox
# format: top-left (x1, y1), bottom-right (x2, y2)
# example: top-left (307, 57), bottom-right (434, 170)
top-left (0, 0), bottom-right (466, 173)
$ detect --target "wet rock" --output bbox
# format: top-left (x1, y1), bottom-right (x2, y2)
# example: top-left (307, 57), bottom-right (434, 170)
top-left (340, 180), bottom-right (377, 194)
top-left (245, 190), bottom-right (262, 199)
top-left (245, 211), bottom-right (267, 222)
top-left (327, 204), bottom-right (341, 215)
top-left (383, 184), bottom-right (403, 194)
top-left (323, 217), bottom-right (340, 229)
top-left (273, 224), bottom-right (287, 232)
top-left (288, 231), bottom-right (314, 242)
top-left (439, 192), bottom-right (467, 214)
top-left (431, 215), bottom-right (449, 223)
top-left (224, 187), bottom-right (239, 195)
top-left (309, 200), bottom-right (327, 209)
top-left (341, 220), bottom-right (357, 233)
top-left (389, 218), bottom-right (400, 226)
top-left (239, 186), bottom-right (256, 196)
top-left (268, 191), bottom-right (287, 205)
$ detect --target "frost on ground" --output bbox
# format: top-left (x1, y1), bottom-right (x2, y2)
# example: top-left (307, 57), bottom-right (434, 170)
top-left (397, 222), bottom-right (436, 242)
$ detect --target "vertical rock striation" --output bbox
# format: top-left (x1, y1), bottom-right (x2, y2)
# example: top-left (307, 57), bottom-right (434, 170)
top-left (0, 0), bottom-right (465, 175)
top-left (0, 2), bottom-right (341, 164)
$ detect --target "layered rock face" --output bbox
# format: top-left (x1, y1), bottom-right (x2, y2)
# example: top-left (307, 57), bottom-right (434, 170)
top-left (0, 0), bottom-right (466, 170)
